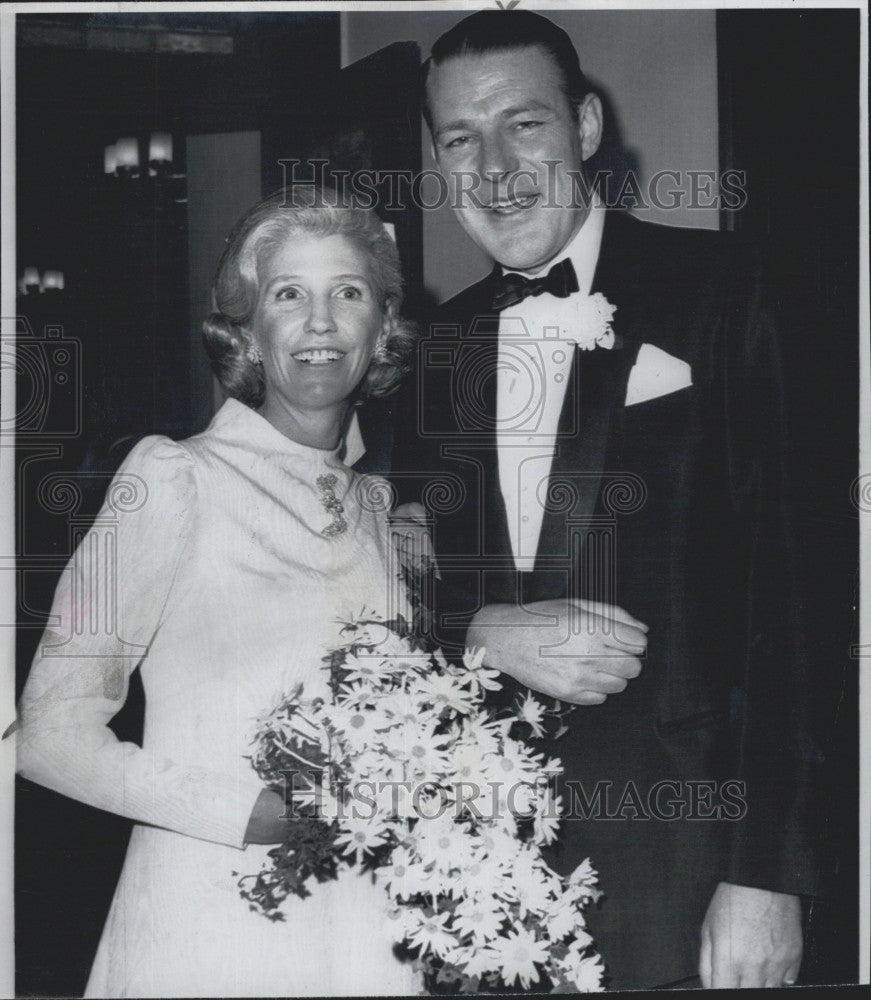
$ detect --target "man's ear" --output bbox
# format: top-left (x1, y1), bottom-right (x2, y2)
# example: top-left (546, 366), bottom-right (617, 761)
top-left (578, 94), bottom-right (604, 162)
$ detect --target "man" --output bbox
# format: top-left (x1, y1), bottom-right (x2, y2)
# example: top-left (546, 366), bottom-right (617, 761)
top-left (391, 9), bottom-right (821, 991)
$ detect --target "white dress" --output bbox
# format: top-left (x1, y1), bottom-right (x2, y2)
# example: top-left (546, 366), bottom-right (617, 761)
top-left (17, 398), bottom-right (421, 998)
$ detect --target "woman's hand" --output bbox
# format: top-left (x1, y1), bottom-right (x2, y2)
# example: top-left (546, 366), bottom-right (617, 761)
top-left (389, 502), bottom-right (439, 578)
top-left (244, 789), bottom-right (289, 845)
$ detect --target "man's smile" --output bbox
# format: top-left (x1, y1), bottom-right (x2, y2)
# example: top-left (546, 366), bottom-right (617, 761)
top-left (484, 193), bottom-right (540, 215)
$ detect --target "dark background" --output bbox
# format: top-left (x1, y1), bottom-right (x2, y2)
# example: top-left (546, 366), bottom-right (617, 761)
top-left (14, 9), bottom-right (860, 995)
top-left (717, 11), bottom-right (860, 983)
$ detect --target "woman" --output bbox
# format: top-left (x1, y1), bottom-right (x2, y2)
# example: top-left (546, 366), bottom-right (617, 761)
top-left (17, 189), bottom-right (421, 997)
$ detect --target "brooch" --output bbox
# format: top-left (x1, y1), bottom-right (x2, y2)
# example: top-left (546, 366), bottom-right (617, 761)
top-left (316, 473), bottom-right (347, 537)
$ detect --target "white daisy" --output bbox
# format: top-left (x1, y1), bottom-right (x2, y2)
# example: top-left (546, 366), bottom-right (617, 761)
top-left (488, 925), bottom-right (550, 989)
top-left (447, 738), bottom-right (497, 791)
top-left (413, 671), bottom-right (476, 716)
top-left (559, 944), bottom-right (605, 992)
top-left (458, 944), bottom-right (502, 980)
top-left (376, 846), bottom-right (432, 900)
top-left (370, 777), bottom-right (417, 819)
top-left (512, 849), bottom-right (560, 917)
top-left (473, 825), bottom-right (523, 869)
top-left (462, 646), bottom-right (486, 671)
top-left (333, 814), bottom-right (390, 862)
top-left (322, 702), bottom-right (385, 752)
top-left (333, 678), bottom-right (380, 709)
top-left (402, 908), bottom-right (457, 959)
top-left (459, 852), bottom-right (515, 903)
top-left (411, 815), bottom-right (469, 873)
top-left (452, 894), bottom-right (506, 943)
top-left (373, 686), bottom-right (421, 724)
top-left (515, 691), bottom-right (547, 738)
top-left (493, 736), bottom-right (546, 781)
top-left (532, 787), bottom-right (563, 846)
top-left (339, 651), bottom-right (396, 687)
top-left (567, 857), bottom-right (601, 898)
top-left (458, 646), bottom-right (503, 693)
top-left (455, 716), bottom-right (503, 758)
top-left (383, 719), bottom-right (453, 782)
top-left (545, 893), bottom-right (584, 940)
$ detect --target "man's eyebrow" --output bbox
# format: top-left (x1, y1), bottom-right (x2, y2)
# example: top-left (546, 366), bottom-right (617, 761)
top-left (498, 102), bottom-right (555, 119)
top-left (435, 102), bottom-right (556, 138)
top-left (434, 119), bottom-right (475, 140)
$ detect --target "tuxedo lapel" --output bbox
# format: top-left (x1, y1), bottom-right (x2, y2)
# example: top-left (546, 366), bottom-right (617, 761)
top-left (449, 271), bottom-right (515, 567)
top-left (535, 213), bottom-right (645, 578)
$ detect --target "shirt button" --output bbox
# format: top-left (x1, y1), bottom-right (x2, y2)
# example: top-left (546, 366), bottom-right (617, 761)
top-left (521, 515), bottom-right (529, 523)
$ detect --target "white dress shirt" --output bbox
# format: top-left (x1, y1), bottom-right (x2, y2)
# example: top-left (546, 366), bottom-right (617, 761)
top-left (496, 199), bottom-right (606, 571)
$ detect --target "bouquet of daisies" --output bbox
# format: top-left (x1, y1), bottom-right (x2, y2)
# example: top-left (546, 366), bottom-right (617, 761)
top-left (237, 614), bottom-right (604, 993)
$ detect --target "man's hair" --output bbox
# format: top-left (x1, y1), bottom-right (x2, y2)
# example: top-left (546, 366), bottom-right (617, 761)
top-left (421, 10), bottom-right (592, 130)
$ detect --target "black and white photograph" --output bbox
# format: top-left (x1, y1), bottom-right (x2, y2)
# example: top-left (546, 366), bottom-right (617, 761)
top-left (1, 2), bottom-right (866, 995)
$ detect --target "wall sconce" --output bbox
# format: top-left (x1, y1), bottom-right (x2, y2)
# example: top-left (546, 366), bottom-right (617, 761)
top-left (103, 132), bottom-right (186, 212)
top-left (21, 267), bottom-right (41, 294)
top-left (18, 268), bottom-right (66, 295)
top-left (115, 137), bottom-right (141, 176)
top-left (105, 132), bottom-right (176, 178)
top-left (42, 270), bottom-right (65, 292)
top-left (148, 132), bottom-right (173, 171)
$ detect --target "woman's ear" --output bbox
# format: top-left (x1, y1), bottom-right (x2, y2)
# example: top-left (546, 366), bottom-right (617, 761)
top-left (378, 301), bottom-right (397, 350)
top-left (373, 330), bottom-right (389, 362)
top-left (244, 335), bottom-right (263, 366)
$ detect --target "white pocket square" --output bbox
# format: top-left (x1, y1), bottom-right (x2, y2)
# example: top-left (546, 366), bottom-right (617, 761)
top-left (625, 343), bottom-right (693, 406)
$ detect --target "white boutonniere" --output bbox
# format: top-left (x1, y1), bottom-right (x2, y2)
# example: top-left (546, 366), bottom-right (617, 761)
top-left (570, 292), bottom-right (617, 351)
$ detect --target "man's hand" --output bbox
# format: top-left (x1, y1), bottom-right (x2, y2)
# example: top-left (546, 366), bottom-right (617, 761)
top-left (466, 598), bottom-right (647, 705)
top-left (699, 882), bottom-right (802, 988)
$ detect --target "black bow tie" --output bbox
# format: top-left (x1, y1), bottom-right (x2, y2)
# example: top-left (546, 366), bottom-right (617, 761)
top-left (491, 258), bottom-right (579, 312)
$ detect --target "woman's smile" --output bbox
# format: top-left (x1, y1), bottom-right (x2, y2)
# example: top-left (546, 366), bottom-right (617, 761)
top-left (291, 348), bottom-right (347, 364)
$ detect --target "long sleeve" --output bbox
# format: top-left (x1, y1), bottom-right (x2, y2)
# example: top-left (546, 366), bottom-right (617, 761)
top-left (719, 247), bottom-right (829, 897)
top-left (17, 436), bottom-right (264, 849)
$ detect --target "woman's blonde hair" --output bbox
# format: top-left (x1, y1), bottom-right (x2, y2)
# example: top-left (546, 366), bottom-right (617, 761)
top-left (202, 187), bottom-right (416, 406)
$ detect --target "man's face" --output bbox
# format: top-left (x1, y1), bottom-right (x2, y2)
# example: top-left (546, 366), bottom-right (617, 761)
top-left (427, 46), bottom-right (602, 272)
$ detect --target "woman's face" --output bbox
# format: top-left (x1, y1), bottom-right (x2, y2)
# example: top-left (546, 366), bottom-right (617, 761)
top-left (249, 233), bottom-right (385, 420)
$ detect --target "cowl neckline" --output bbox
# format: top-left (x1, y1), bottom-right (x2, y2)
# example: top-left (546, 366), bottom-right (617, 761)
top-left (211, 397), bottom-right (350, 474)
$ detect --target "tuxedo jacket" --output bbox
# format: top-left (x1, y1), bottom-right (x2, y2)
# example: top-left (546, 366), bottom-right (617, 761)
top-left (391, 211), bottom-right (824, 985)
